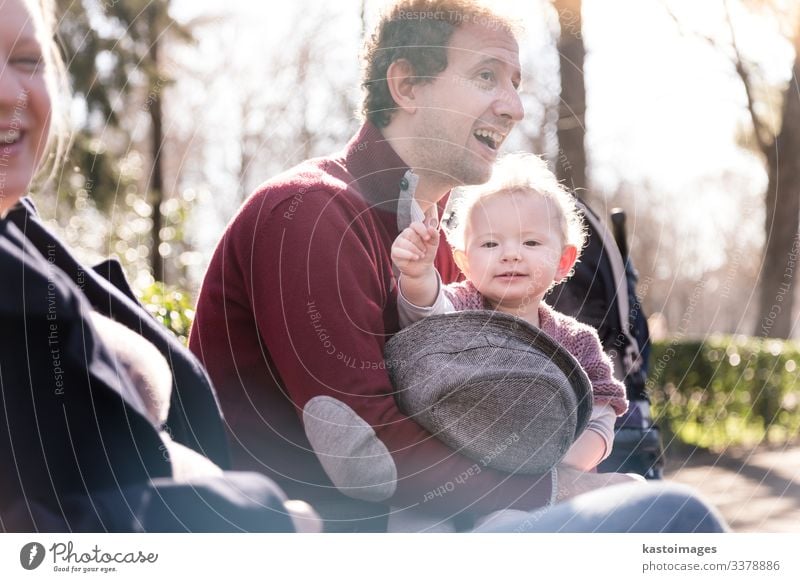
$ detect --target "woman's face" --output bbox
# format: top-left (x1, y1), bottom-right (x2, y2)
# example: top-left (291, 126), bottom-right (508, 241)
top-left (0, 0), bottom-right (52, 216)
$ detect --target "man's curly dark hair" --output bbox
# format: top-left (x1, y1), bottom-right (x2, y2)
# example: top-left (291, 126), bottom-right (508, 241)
top-left (361, 0), bottom-right (517, 128)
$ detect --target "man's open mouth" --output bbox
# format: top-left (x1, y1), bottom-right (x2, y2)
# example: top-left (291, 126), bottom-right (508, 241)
top-left (473, 129), bottom-right (504, 151)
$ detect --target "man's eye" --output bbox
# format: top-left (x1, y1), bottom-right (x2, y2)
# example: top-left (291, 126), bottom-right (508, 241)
top-left (478, 71), bottom-right (494, 83)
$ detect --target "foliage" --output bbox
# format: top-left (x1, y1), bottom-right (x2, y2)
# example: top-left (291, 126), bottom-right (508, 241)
top-left (649, 336), bottom-right (800, 450)
top-left (52, 0), bottom-right (194, 282)
top-left (136, 282), bottom-right (195, 344)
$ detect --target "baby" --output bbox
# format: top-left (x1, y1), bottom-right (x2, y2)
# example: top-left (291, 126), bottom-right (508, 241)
top-left (391, 153), bottom-right (628, 470)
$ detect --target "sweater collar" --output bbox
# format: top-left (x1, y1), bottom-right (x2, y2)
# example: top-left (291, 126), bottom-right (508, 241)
top-left (537, 301), bottom-right (556, 334)
top-left (344, 121), bottom-right (410, 214)
top-left (463, 278), bottom-right (558, 332)
top-left (343, 122), bottom-right (450, 238)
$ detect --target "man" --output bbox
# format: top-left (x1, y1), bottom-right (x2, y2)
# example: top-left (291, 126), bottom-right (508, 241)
top-left (189, 0), bottom-right (703, 532)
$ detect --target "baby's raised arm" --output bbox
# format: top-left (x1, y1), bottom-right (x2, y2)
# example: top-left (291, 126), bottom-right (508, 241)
top-left (391, 219), bottom-right (440, 307)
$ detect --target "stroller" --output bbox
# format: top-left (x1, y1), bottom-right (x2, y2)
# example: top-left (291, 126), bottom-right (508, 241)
top-left (547, 201), bottom-right (664, 479)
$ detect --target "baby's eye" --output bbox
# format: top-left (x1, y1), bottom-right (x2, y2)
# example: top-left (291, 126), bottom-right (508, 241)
top-left (481, 241), bottom-right (498, 248)
top-left (12, 55), bottom-right (43, 73)
top-left (523, 240), bottom-right (540, 247)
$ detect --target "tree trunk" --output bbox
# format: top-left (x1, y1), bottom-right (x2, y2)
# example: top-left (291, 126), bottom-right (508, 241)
top-left (148, 8), bottom-right (165, 283)
top-left (361, 0), bottom-right (368, 39)
top-left (756, 43), bottom-right (800, 338)
top-left (553, 0), bottom-right (589, 200)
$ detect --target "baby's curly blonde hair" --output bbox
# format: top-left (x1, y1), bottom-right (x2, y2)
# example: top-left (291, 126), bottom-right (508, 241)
top-left (444, 152), bottom-right (586, 254)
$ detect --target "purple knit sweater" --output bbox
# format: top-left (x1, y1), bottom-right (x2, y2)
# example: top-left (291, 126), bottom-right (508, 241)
top-left (444, 280), bottom-right (629, 415)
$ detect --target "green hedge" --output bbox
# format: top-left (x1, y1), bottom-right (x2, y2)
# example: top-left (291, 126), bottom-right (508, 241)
top-left (136, 282), bottom-right (195, 345)
top-left (649, 336), bottom-right (800, 450)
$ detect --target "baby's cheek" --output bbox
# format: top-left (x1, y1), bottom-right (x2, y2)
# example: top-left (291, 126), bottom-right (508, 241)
top-left (530, 265), bottom-right (546, 282)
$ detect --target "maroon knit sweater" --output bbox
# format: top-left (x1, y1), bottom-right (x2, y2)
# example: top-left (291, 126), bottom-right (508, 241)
top-left (190, 123), bottom-right (554, 527)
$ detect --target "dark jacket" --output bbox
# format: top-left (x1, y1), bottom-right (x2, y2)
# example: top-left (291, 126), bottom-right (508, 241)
top-left (0, 199), bottom-right (292, 532)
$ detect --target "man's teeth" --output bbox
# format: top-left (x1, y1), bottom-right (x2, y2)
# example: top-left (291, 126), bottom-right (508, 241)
top-left (474, 129), bottom-right (503, 149)
top-left (0, 129), bottom-right (21, 144)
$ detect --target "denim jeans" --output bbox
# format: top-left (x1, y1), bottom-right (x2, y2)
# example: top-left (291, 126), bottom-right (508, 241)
top-left (474, 482), bottom-right (729, 533)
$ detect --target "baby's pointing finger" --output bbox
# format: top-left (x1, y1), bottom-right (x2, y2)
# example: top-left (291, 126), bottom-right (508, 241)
top-left (396, 237), bottom-right (426, 256)
top-left (393, 247), bottom-right (421, 261)
top-left (409, 221), bottom-right (431, 242)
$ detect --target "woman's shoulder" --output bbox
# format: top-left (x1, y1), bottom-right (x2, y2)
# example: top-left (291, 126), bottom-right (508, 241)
top-left (0, 215), bottom-right (52, 283)
top-left (1, 221), bottom-right (84, 321)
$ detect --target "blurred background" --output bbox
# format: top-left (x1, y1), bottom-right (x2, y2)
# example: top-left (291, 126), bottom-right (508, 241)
top-left (40, 0), bottom-right (800, 530)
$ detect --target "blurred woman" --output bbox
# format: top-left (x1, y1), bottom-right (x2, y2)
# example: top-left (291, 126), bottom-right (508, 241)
top-left (0, 0), bottom-right (317, 532)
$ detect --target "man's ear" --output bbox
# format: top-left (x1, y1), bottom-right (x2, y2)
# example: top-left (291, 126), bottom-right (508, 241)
top-left (453, 248), bottom-right (470, 277)
top-left (386, 59), bottom-right (420, 115)
top-left (555, 245), bottom-right (578, 281)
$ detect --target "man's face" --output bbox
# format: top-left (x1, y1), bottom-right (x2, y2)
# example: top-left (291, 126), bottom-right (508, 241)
top-left (410, 22), bottom-right (523, 188)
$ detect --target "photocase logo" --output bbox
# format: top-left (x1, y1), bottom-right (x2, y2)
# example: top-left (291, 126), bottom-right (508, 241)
top-left (20, 542), bottom-right (46, 570)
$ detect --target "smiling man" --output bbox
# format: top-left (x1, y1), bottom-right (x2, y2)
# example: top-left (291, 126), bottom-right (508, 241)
top-left (190, 0), bottom-right (636, 532)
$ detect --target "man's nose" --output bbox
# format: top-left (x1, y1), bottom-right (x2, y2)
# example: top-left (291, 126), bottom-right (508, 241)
top-left (493, 82), bottom-right (524, 123)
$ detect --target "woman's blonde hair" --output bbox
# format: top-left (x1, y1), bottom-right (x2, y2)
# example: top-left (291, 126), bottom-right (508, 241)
top-left (444, 152), bottom-right (586, 253)
top-left (23, 0), bottom-right (71, 187)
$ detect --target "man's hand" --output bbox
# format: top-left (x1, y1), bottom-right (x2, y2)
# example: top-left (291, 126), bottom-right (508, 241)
top-left (555, 465), bottom-right (645, 503)
top-left (391, 219), bottom-right (440, 280)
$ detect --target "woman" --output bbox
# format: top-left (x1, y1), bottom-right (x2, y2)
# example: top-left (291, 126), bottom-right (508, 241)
top-left (0, 0), bottom-right (317, 533)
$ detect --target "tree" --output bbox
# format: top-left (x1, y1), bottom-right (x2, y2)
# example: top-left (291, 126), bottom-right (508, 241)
top-left (184, 1), bottom-right (359, 206)
top-left (552, 0), bottom-right (589, 201)
top-left (662, 0), bottom-right (800, 338)
top-left (55, 0), bottom-right (192, 283)
top-left (742, 11), bottom-right (800, 339)
top-left (55, 0), bottom-right (129, 211)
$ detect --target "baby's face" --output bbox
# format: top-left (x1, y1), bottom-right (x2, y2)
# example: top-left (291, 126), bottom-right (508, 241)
top-left (459, 191), bottom-right (570, 312)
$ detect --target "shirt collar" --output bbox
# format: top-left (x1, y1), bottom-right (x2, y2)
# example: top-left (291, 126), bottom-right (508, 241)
top-left (344, 122), bottom-right (442, 229)
top-left (345, 122), bottom-right (451, 241)
top-left (396, 170), bottom-right (440, 232)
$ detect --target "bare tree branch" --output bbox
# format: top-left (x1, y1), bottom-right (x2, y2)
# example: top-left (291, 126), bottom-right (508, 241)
top-left (658, 0), bottom-right (770, 152)
top-left (723, 0), bottom-right (771, 151)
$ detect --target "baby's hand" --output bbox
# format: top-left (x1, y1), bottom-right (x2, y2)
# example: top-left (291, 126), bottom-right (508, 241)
top-left (391, 219), bottom-right (440, 279)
